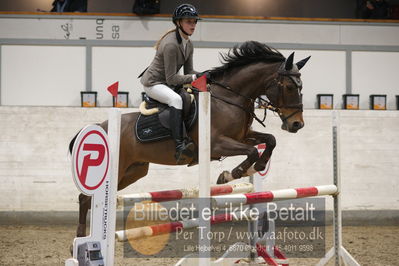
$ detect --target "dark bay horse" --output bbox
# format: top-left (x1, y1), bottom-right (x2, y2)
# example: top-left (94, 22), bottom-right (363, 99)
top-left (72, 41), bottom-right (310, 237)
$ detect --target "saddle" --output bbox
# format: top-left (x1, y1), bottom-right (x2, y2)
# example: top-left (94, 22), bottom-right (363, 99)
top-left (135, 87), bottom-right (198, 143)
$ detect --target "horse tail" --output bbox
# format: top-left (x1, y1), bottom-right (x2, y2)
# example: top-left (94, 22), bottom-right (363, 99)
top-left (68, 123), bottom-right (103, 154)
top-left (68, 131), bottom-right (80, 154)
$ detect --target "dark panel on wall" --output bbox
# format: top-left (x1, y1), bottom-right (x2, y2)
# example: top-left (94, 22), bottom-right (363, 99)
top-left (87, 0), bottom-right (132, 13)
top-left (160, 0), bottom-right (357, 19)
top-left (0, 0), bottom-right (47, 12)
top-left (1, 0), bottom-right (398, 19)
top-left (0, 0), bottom-right (132, 13)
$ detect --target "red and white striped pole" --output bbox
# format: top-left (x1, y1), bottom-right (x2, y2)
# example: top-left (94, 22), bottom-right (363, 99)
top-left (115, 210), bottom-right (254, 242)
top-left (117, 182), bottom-right (254, 207)
top-left (212, 185), bottom-right (338, 208)
top-left (115, 185), bottom-right (338, 242)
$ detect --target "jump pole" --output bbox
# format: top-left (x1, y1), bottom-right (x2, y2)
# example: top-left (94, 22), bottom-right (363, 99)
top-left (198, 91), bottom-right (211, 266)
top-left (116, 182), bottom-right (254, 207)
top-left (105, 108), bottom-right (121, 265)
top-left (115, 210), bottom-right (255, 241)
top-left (115, 185), bottom-right (337, 241)
top-left (211, 185), bottom-right (338, 207)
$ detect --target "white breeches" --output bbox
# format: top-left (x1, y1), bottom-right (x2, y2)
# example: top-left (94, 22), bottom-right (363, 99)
top-left (143, 84), bottom-right (183, 110)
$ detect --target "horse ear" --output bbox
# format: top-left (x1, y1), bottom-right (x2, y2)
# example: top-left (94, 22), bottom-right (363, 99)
top-left (285, 52), bottom-right (294, 71)
top-left (296, 56), bottom-right (311, 70)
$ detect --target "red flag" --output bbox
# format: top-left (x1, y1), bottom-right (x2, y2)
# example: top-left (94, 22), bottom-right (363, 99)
top-left (191, 75), bottom-right (207, 92)
top-left (107, 81), bottom-right (119, 97)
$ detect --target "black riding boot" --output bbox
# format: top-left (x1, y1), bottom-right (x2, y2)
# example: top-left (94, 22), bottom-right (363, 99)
top-left (170, 107), bottom-right (195, 164)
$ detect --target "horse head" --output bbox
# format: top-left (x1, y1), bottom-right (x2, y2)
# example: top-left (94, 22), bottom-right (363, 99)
top-left (265, 52), bottom-right (310, 133)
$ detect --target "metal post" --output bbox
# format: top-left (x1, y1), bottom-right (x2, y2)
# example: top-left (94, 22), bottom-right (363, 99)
top-left (332, 111), bottom-right (342, 266)
top-left (86, 45), bottom-right (92, 91)
top-left (248, 175), bottom-right (257, 262)
top-left (345, 50), bottom-right (352, 94)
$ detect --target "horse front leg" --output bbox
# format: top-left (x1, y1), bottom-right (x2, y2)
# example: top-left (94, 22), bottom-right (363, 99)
top-left (76, 193), bottom-right (91, 237)
top-left (211, 136), bottom-right (259, 184)
top-left (243, 130), bottom-right (276, 176)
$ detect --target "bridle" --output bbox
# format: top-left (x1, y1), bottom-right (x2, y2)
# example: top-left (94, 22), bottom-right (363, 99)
top-left (203, 63), bottom-right (303, 127)
top-left (259, 65), bottom-right (304, 123)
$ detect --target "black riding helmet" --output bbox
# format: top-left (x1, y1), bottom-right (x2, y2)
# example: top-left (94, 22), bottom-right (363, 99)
top-left (173, 4), bottom-right (200, 25)
top-left (173, 4), bottom-right (200, 42)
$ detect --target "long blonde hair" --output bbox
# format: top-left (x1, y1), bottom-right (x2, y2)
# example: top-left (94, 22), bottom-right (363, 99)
top-left (154, 28), bottom-right (176, 50)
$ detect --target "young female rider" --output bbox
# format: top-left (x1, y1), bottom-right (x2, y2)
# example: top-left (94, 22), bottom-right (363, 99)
top-left (140, 4), bottom-right (202, 164)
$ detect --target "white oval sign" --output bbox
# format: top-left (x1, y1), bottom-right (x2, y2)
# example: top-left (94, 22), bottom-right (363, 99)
top-left (71, 125), bottom-right (110, 195)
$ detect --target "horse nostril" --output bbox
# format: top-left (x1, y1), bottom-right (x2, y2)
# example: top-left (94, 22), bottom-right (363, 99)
top-left (292, 121), bottom-right (303, 130)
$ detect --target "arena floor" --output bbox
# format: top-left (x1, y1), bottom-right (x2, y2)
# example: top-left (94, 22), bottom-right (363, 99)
top-left (0, 225), bottom-right (398, 265)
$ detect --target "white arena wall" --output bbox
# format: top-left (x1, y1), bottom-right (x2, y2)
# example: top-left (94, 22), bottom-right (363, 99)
top-left (0, 107), bottom-right (398, 224)
top-left (0, 15), bottom-right (399, 109)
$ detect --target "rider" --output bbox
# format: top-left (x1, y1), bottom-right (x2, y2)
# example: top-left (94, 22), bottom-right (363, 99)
top-left (140, 4), bottom-right (201, 163)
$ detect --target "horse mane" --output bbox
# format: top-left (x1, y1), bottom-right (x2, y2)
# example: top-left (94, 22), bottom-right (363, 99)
top-left (210, 41), bottom-right (285, 77)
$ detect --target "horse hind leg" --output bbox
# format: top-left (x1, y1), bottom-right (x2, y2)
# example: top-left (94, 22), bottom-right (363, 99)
top-left (76, 193), bottom-right (91, 237)
top-left (117, 162), bottom-right (149, 190)
top-left (74, 161), bottom-right (149, 238)
top-left (69, 132), bottom-right (91, 237)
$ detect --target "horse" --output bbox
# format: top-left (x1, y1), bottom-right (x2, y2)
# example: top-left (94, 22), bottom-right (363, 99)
top-left (71, 41), bottom-right (310, 237)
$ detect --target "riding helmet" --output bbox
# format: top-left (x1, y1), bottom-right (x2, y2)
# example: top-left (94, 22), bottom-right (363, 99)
top-left (172, 4), bottom-right (200, 24)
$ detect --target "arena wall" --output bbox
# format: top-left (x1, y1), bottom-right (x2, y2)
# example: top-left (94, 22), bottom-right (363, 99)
top-left (1, 15), bottom-right (399, 109)
top-left (0, 107), bottom-right (398, 224)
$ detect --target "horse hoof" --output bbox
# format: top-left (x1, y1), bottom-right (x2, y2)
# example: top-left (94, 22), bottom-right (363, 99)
top-left (217, 171), bottom-right (231, 184)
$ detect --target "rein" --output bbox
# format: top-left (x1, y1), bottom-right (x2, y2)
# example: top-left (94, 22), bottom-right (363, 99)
top-left (206, 78), bottom-right (268, 127)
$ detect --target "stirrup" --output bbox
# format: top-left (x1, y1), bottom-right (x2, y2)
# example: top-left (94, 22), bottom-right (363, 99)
top-left (175, 142), bottom-right (195, 164)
